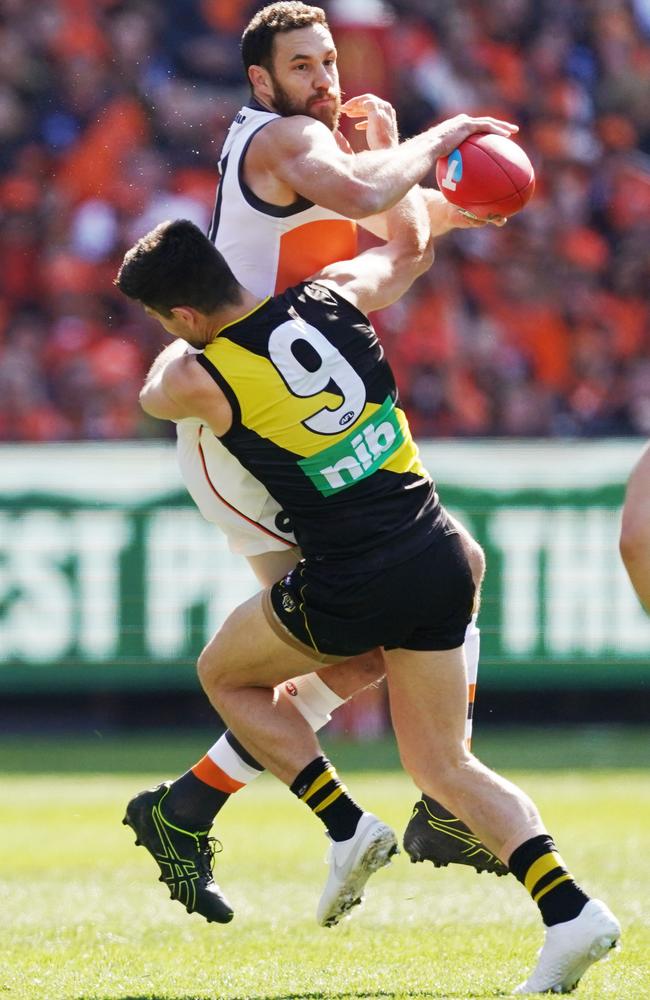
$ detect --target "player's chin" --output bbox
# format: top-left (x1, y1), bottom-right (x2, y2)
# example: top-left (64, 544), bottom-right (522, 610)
top-left (310, 103), bottom-right (340, 132)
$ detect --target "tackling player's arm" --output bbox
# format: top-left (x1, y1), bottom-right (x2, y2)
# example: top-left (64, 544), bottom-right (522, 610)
top-left (139, 352), bottom-right (232, 436)
top-left (359, 185), bottom-right (501, 240)
top-left (314, 185), bottom-right (434, 315)
top-left (249, 109), bottom-right (517, 220)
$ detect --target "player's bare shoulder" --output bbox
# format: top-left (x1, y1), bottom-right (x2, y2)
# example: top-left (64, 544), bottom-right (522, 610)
top-left (164, 353), bottom-right (232, 434)
top-left (245, 114), bottom-right (341, 204)
top-left (249, 114), bottom-right (337, 166)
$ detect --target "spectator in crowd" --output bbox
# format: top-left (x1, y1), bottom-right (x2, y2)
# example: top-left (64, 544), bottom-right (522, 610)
top-left (0, 0), bottom-right (648, 440)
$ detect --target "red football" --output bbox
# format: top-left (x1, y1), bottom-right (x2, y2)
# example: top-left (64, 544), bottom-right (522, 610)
top-left (435, 133), bottom-right (535, 220)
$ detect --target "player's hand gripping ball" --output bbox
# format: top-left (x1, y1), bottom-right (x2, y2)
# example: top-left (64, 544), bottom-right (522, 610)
top-left (435, 133), bottom-right (535, 222)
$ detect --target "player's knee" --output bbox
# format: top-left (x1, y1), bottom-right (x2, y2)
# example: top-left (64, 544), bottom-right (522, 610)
top-left (196, 639), bottom-right (225, 692)
top-left (398, 741), bottom-right (470, 799)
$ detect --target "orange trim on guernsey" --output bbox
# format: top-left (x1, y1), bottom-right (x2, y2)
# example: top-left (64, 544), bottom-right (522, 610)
top-left (192, 754), bottom-right (246, 793)
top-left (467, 683), bottom-right (477, 703)
top-left (275, 219), bottom-right (357, 294)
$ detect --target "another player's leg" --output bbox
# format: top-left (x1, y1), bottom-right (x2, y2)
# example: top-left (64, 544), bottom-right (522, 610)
top-left (159, 651), bottom-right (384, 827)
top-left (385, 644), bottom-right (620, 994)
top-left (403, 615), bottom-right (507, 876)
top-left (123, 653), bottom-right (384, 923)
top-left (403, 523), bottom-right (507, 875)
top-left (198, 591), bottom-right (398, 927)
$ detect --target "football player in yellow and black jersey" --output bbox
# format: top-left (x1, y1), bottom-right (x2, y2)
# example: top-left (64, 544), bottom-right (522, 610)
top-left (184, 1), bottom-right (509, 890)
top-left (116, 191), bottom-right (620, 992)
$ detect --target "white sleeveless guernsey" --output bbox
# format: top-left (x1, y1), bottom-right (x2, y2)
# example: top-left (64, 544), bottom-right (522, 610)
top-left (209, 101), bottom-right (357, 296)
top-left (177, 101), bottom-right (358, 555)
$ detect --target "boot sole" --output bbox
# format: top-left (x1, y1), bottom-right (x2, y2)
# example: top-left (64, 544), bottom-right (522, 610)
top-left (405, 833), bottom-right (508, 876)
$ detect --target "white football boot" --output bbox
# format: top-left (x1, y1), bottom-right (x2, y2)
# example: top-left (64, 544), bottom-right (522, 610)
top-left (317, 812), bottom-right (398, 927)
top-left (514, 899), bottom-right (621, 994)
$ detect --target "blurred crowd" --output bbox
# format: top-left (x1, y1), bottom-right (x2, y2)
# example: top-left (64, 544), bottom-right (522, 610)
top-left (0, 0), bottom-right (649, 441)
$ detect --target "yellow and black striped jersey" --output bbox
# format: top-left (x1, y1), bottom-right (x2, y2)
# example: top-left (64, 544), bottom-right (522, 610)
top-left (196, 281), bottom-right (441, 568)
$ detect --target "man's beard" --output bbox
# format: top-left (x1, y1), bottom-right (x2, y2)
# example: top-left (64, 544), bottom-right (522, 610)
top-left (270, 75), bottom-right (341, 131)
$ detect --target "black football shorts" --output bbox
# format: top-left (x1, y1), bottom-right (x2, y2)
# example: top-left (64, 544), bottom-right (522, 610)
top-left (263, 513), bottom-right (475, 660)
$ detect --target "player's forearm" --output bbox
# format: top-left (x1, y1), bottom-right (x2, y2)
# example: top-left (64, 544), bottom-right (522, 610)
top-left (620, 548), bottom-right (650, 612)
top-left (338, 111), bottom-right (518, 218)
top-left (343, 132), bottom-right (449, 216)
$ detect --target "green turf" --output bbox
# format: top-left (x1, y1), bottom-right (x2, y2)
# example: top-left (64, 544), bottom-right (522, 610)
top-left (1, 746), bottom-right (648, 998)
top-left (1, 725), bottom-right (649, 774)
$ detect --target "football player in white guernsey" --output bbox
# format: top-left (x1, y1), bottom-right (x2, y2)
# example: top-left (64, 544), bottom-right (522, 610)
top-left (130, 1), bottom-right (508, 925)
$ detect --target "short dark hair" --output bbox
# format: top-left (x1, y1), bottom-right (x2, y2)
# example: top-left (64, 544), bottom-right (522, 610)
top-left (115, 220), bottom-right (240, 317)
top-left (242, 2), bottom-right (328, 72)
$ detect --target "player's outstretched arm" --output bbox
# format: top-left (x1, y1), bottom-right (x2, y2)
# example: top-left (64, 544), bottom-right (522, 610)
top-left (620, 441), bottom-right (650, 611)
top-left (255, 109), bottom-right (518, 220)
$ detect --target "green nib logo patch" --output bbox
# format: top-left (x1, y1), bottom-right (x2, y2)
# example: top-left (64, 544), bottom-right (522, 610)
top-left (298, 396), bottom-right (404, 496)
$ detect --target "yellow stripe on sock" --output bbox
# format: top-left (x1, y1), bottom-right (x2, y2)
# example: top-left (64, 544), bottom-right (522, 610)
top-left (533, 873), bottom-right (572, 903)
top-left (313, 785), bottom-right (345, 814)
top-left (524, 851), bottom-right (565, 894)
top-left (300, 767), bottom-right (336, 802)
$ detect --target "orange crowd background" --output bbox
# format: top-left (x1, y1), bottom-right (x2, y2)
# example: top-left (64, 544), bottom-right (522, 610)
top-left (0, 0), bottom-right (649, 441)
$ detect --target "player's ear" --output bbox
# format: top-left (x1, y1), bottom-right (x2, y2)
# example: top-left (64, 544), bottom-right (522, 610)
top-left (248, 64), bottom-right (273, 100)
top-left (171, 306), bottom-right (196, 327)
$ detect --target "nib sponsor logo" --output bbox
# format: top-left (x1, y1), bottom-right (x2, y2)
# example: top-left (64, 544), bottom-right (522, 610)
top-left (298, 396), bottom-right (404, 496)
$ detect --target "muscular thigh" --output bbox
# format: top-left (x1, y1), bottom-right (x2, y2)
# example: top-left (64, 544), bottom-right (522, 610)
top-left (199, 590), bottom-right (336, 692)
top-left (246, 547), bottom-right (300, 587)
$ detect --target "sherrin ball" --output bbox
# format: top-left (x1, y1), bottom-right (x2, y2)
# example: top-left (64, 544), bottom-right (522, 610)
top-left (435, 133), bottom-right (535, 220)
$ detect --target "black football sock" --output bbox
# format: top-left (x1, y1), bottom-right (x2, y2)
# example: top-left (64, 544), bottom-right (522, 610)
top-left (509, 834), bottom-right (590, 926)
top-left (290, 755), bottom-right (363, 842)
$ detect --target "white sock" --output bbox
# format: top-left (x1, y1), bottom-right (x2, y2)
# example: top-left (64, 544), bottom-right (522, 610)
top-left (204, 672), bottom-right (345, 786)
top-left (464, 615), bottom-right (480, 748)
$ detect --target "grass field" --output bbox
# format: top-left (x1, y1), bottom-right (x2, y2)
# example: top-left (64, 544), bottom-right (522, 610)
top-left (1, 728), bottom-right (649, 1000)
